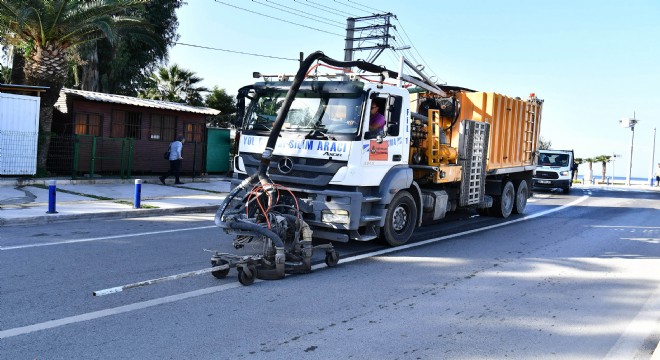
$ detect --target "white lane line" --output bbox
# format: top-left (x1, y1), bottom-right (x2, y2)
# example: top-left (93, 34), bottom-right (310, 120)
top-left (336, 195), bottom-right (590, 264)
top-left (0, 226), bottom-right (216, 251)
top-left (604, 281), bottom-right (660, 359)
top-left (0, 282), bottom-right (243, 339)
top-left (0, 195), bottom-right (590, 339)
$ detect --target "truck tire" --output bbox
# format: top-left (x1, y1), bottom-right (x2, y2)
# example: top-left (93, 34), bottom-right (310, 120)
top-left (513, 180), bottom-right (528, 215)
top-left (492, 181), bottom-right (514, 218)
top-left (382, 190), bottom-right (418, 246)
top-left (562, 184), bottom-right (571, 194)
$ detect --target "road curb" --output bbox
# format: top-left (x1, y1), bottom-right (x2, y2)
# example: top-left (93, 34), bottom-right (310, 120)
top-left (0, 205), bottom-right (218, 227)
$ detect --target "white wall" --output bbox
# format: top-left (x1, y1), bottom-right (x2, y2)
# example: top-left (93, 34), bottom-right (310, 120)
top-left (0, 93), bottom-right (40, 175)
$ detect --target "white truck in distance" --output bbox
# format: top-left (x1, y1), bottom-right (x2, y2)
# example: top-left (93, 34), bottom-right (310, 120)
top-left (532, 149), bottom-right (576, 193)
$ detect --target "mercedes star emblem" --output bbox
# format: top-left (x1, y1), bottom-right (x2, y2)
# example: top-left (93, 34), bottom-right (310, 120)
top-left (278, 157), bottom-right (294, 174)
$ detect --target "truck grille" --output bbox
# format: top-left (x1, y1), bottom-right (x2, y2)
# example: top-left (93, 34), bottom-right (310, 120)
top-left (535, 171), bottom-right (559, 180)
top-left (241, 153), bottom-right (347, 186)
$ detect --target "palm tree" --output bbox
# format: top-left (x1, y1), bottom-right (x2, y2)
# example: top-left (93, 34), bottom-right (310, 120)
top-left (573, 157), bottom-right (584, 182)
top-left (584, 157), bottom-right (595, 183)
top-left (593, 155), bottom-right (612, 182)
top-left (139, 64), bottom-right (208, 105)
top-left (0, 0), bottom-right (151, 172)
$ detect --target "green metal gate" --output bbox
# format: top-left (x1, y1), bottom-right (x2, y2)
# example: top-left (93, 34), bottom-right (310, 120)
top-left (206, 128), bottom-right (230, 173)
top-left (72, 135), bottom-right (134, 179)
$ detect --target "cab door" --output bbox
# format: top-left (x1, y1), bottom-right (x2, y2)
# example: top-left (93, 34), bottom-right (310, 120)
top-left (360, 94), bottom-right (406, 168)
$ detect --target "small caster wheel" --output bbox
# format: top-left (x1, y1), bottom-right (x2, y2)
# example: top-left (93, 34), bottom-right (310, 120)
top-left (238, 264), bottom-right (257, 286)
top-left (211, 258), bottom-right (230, 279)
top-left (325, 250), bottom-right (339, 267)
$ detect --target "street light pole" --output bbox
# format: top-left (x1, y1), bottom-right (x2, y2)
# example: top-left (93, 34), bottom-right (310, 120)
top-left (627, 126), bottom-right (635, 186)
top-left (650, 127), bottom-right (657, 186)
top-left (611, 153), bottom-right (621, 184)
top-left (619, 116), bottom-right (639, 186)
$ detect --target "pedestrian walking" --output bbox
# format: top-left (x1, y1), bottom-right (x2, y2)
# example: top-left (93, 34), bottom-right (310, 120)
top-left (655, 163), bottom-right (660, 187)
top-left (160, 135), bottom-right (185, 185)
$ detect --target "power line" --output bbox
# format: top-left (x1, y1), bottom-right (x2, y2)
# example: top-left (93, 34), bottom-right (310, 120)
top-left (253, 0), bottom-right (345, 28)
top-left (174, 42), bottom-right (299, 61)
top-left (293, 0), bottom-right (354, 18)
top-left (264, 0), bottom-right (345, 26)
top-left (331, 0), bottom-right (372, 15)
top-left (392, 18), bottom-right (440, 82)
top-left (307, 0), bottom-right (355, 17)
top-left (214, 0), bottom-right (344, 37)
top-left (343, 0), bottom-right (388, 14)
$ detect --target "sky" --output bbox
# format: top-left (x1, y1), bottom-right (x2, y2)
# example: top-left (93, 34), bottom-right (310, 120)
top-left (168, 0), bottom-right (660, 179)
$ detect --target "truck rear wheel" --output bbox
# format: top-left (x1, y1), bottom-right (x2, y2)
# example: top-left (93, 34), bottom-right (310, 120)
top-left (513, 180), bottom-right (528, 215)
top-left (492, 181), bottom-right (514, 218)
top-left (382, 190), bottom-right (417, 246)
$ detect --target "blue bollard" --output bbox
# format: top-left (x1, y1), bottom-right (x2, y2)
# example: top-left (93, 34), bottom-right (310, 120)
top-left (47, 180), bottom-right (58, 214)
top-left (134, 179), bottom-right (142, 209)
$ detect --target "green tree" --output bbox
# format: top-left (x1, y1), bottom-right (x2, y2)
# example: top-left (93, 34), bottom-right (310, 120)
top-left (573, 157), bottom-right (584, 182)
top-left (139, 63), bottom-right (208, 105)
top-left (0, 43), bottom-right (10, 83)
top-left (0, 0), bottom-right (151, 171)
top-left (538, 136), bottom-right (552, 150)
top-left (205, 87), bottom-right (236, 128)
top-left (594, 155), bottom-right (612, 182)
top-left (584, 157), bottom-right (595, 182)
top-left (72, 0), bottom-right (183, 95)
top-left (0, 63), bottom-right (9, 83)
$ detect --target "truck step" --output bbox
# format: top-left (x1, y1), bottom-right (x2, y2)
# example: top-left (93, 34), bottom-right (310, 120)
top-left (349, 225), bottom-right (379, 242)
top-left (363, 196), bottom-right (381, 203)
top-left (360, 215), bottom-right (381, 222)
top-left (352, 233), bottom-right (379, 241)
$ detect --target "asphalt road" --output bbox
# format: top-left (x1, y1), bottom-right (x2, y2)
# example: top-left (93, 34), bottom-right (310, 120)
top-left (1, 187), bottom-right (659, 359)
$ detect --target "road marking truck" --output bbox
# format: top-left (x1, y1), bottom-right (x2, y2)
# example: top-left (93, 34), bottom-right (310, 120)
top-left (225, 51), bottom-right (543, 248)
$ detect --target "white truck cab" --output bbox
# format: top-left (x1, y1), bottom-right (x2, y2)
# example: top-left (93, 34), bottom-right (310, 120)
top-left (532, 149), bottom-right (576, 193)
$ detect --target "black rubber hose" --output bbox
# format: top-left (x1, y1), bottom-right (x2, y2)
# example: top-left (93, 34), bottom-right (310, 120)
top-left (227, 219), bottom-right (284, 248)
top-left (411, 112), bottom-right (428, 122)
top-left (214, 173), bottom-right (257, 226)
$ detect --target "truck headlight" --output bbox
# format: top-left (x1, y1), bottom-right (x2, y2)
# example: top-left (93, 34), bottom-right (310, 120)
top-left (322, 209), bottom-right (350, 224)
top-left (560, 171), bottom-right (569, 176)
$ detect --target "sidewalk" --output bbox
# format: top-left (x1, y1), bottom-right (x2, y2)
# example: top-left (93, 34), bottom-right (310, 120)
top-left (0, 175), bottom-right (232, 227)
top-left (1, 176), bottom-right (658, 227)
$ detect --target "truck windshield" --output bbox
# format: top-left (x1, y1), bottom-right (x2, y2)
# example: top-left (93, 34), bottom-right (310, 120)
top-left (243, 91), bottom-right (365, 136)
top-left (538, 153), bottom-right (569, 166)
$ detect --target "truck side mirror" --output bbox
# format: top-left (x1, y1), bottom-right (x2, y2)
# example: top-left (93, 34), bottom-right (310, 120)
top-left (387, 124), bottom-right (398, 136)
top-left (385, 95), bottom-right (402, 136)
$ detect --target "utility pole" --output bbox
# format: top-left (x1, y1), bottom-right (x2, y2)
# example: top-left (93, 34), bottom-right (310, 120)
top-left (619, 115), bottom-right (639, 186)
top-left (343, 13), bottom-right (396, 72)
top-left (649, 127), bottom-right (656, 186)
top-left (343, 18), bottom-right (355, 73)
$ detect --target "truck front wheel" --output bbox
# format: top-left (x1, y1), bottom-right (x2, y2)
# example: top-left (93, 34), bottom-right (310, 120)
top-left (382, 190), bottom-right (418, 246)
